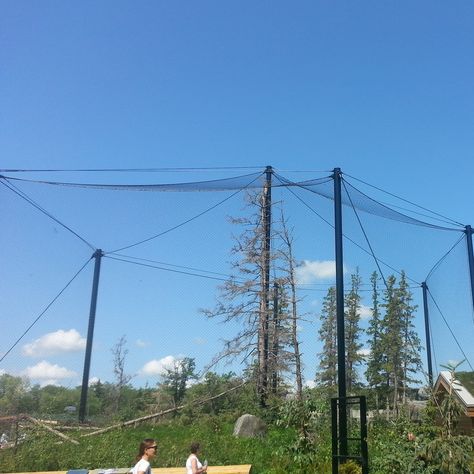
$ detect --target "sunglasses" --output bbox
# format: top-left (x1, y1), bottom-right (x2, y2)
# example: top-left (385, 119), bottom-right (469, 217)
top-left (148, 446), bottom-right (158, 450)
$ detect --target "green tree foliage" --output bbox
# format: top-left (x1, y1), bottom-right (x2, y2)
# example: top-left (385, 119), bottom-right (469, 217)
top-left (160, 357), bottom-right (197, 407)
top-left (365, 271), bottom-right (422, 412)
top-left (344, 269), bottom-right (364, 393)
top-left (316, 270), bottom-right (365, 395)
top-left (0, 374), bottom-right (30, 414)
top-left (380, 274), bottom-right (404, 410)
top-left (37, 385), bottom-right (80, 415)
top-left (276, 391), bottom-right (332, 472)
top-left (365, 271), bottom-right (385, 409)
top-left (398, 271), bottom-right (422, 404)
top-left (316, 286), bottom-right (338, 392)
top-left (182, 372), bottom-right (258, 419)
top-left (376, 272), bottom-right (422, 411)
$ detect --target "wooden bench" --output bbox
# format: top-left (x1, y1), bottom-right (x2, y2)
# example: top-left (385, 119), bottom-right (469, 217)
top-left (5, 466), bottom-right (252, 474)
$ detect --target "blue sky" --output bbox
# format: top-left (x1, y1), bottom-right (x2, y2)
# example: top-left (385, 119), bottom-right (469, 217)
top-left (1, 1), bottom-right (474, 390)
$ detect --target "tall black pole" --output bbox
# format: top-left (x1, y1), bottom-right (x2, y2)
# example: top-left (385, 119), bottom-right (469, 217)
top-left (333, 168), bottom-right (348, 457)
top-left (79, 249), bottom-right (103, 423)
top-left (421, 282), bottom-right (433, 387)
top-left (465, 225), bottom-right (474, 313)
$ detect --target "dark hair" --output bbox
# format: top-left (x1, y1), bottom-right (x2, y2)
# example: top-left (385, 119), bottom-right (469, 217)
top-left (190, 442), bottom-right (200, 454)
top-left (135, 438), bottom-right (157, 462)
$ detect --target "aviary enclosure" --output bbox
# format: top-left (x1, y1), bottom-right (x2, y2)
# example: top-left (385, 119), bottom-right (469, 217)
top-left (1, 166), bottom-right (473, 469)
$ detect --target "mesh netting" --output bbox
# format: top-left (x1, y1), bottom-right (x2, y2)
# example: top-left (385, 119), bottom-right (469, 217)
top-left (1, 167), bottom-right (473, 406)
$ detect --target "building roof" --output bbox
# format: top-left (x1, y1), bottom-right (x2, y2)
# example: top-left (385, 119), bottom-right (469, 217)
top-left (434, 371), bottom-right (474, 416)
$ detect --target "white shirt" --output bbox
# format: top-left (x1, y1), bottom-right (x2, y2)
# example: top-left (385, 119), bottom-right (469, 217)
top-left (131, 458), bottom-right (151, 474)
top-left (186, 454), bottom-right (202, 474)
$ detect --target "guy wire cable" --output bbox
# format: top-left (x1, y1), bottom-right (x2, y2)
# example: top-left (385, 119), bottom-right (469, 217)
top-left (104, 254), bottom-right (257, 285)
top-left (111, 253), bottom-right (239, 279)
top-left (107, 253), bottom-right (262, 290)
top-left (426, 287), bottom-right (473, 372)
top-left (0, 166), bottom-right (267, 173)
top-left (106, 171), bottom-right (266, 254)
top-left (342, 178), bottom-right (391, 288)
top-left (274, 172), bottom-right (414, 282)
top-left (343, 172), bottom-right (464, 228)
top-left (0, 176), bottom-right (96, 251)
top-left (425, 233), bottom-right (465, 281)
top-left (0, 256), bottom-right (93, 364)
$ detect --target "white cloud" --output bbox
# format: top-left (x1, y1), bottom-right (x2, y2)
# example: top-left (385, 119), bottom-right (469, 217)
top-left (304, 380), bottom-right (316, 389)
top-left (136, 339), bottom-right (150, 348)
top-left (0, 369), bottom-right (5, 376)
top-left (358, 348), bottom-right (371, 358)
top-left (140, 355), bottom-right (177, 376)
top-left (22, 329), bottom-right (86, 357)
top-left (89, 377), bottom-right (100, 386)
top-left (296, 260), bottom-right (342, 284)
top-left (359, 304), bottom-right (373, 320)
top-left (22, 360), bottom-right (77, 386)
top-left (193, 337), bottom-right (207, 345)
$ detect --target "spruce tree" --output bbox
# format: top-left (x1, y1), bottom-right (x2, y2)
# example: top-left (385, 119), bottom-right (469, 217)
top-left (378, 272), bottom-right (422, 411)
top-left (398, 271), bottom-right (422, 403)
top-left (380, 274), bottom-right (404, 411)
top-left (344, 269), bottom-right (364, 393)
top-left (316, 286), bottom-right (338, 391)
top-left (365, 271), bottom-right (385, 409)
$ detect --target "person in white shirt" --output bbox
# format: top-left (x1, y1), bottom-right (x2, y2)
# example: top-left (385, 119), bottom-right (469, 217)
top-left (186, 442), bottom-right (207, 474)
top-left (131, 439), bottom-right (158, 474)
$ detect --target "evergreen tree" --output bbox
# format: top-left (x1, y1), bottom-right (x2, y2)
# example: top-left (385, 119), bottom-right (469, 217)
top-left (316, 286), bottom-right (338, 391)
top-left (398, 271), bottom-right (422, 403)
top-left (365, 271), bottom-right (386, 409)
top-left (344, 269), bottom-right (364, 393)
top-left (377, 272), bottom-right (422, 411)
top-left (380, 274), bottom-right (403, 411)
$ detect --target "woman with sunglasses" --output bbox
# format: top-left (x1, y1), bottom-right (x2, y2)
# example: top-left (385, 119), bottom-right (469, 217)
top-left (131, 438), bottom-right (158, 474)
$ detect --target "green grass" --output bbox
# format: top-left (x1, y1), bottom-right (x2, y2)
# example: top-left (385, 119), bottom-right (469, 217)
top-left (0, 419), bottom-right (297, 474)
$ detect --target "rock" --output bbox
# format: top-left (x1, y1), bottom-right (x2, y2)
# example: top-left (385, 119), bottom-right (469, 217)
top-left (233, 414), bottom-right (267, 438)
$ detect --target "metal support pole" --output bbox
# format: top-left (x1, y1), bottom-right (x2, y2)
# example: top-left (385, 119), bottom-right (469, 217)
top-left (333, 167), bottom-right (348, 457)
top-left (465, 225), bottom-right (474, 314)
top-left (421, 282), bottom-right (433, 386)
top-left (79, 249), bottom-right (103, 422)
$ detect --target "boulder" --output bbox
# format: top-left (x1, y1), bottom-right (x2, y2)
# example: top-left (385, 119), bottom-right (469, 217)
top-left (233, 414), bottom-right (267, 438)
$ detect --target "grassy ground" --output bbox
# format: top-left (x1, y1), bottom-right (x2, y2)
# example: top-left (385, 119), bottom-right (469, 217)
top-left (0, 419), bottom-right (301, 474)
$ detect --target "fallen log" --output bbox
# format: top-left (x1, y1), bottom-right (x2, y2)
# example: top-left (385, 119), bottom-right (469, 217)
top-left (81, 382), bottom-right (247, 437)
top-left (26, 416), bottom-right (79, 445)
